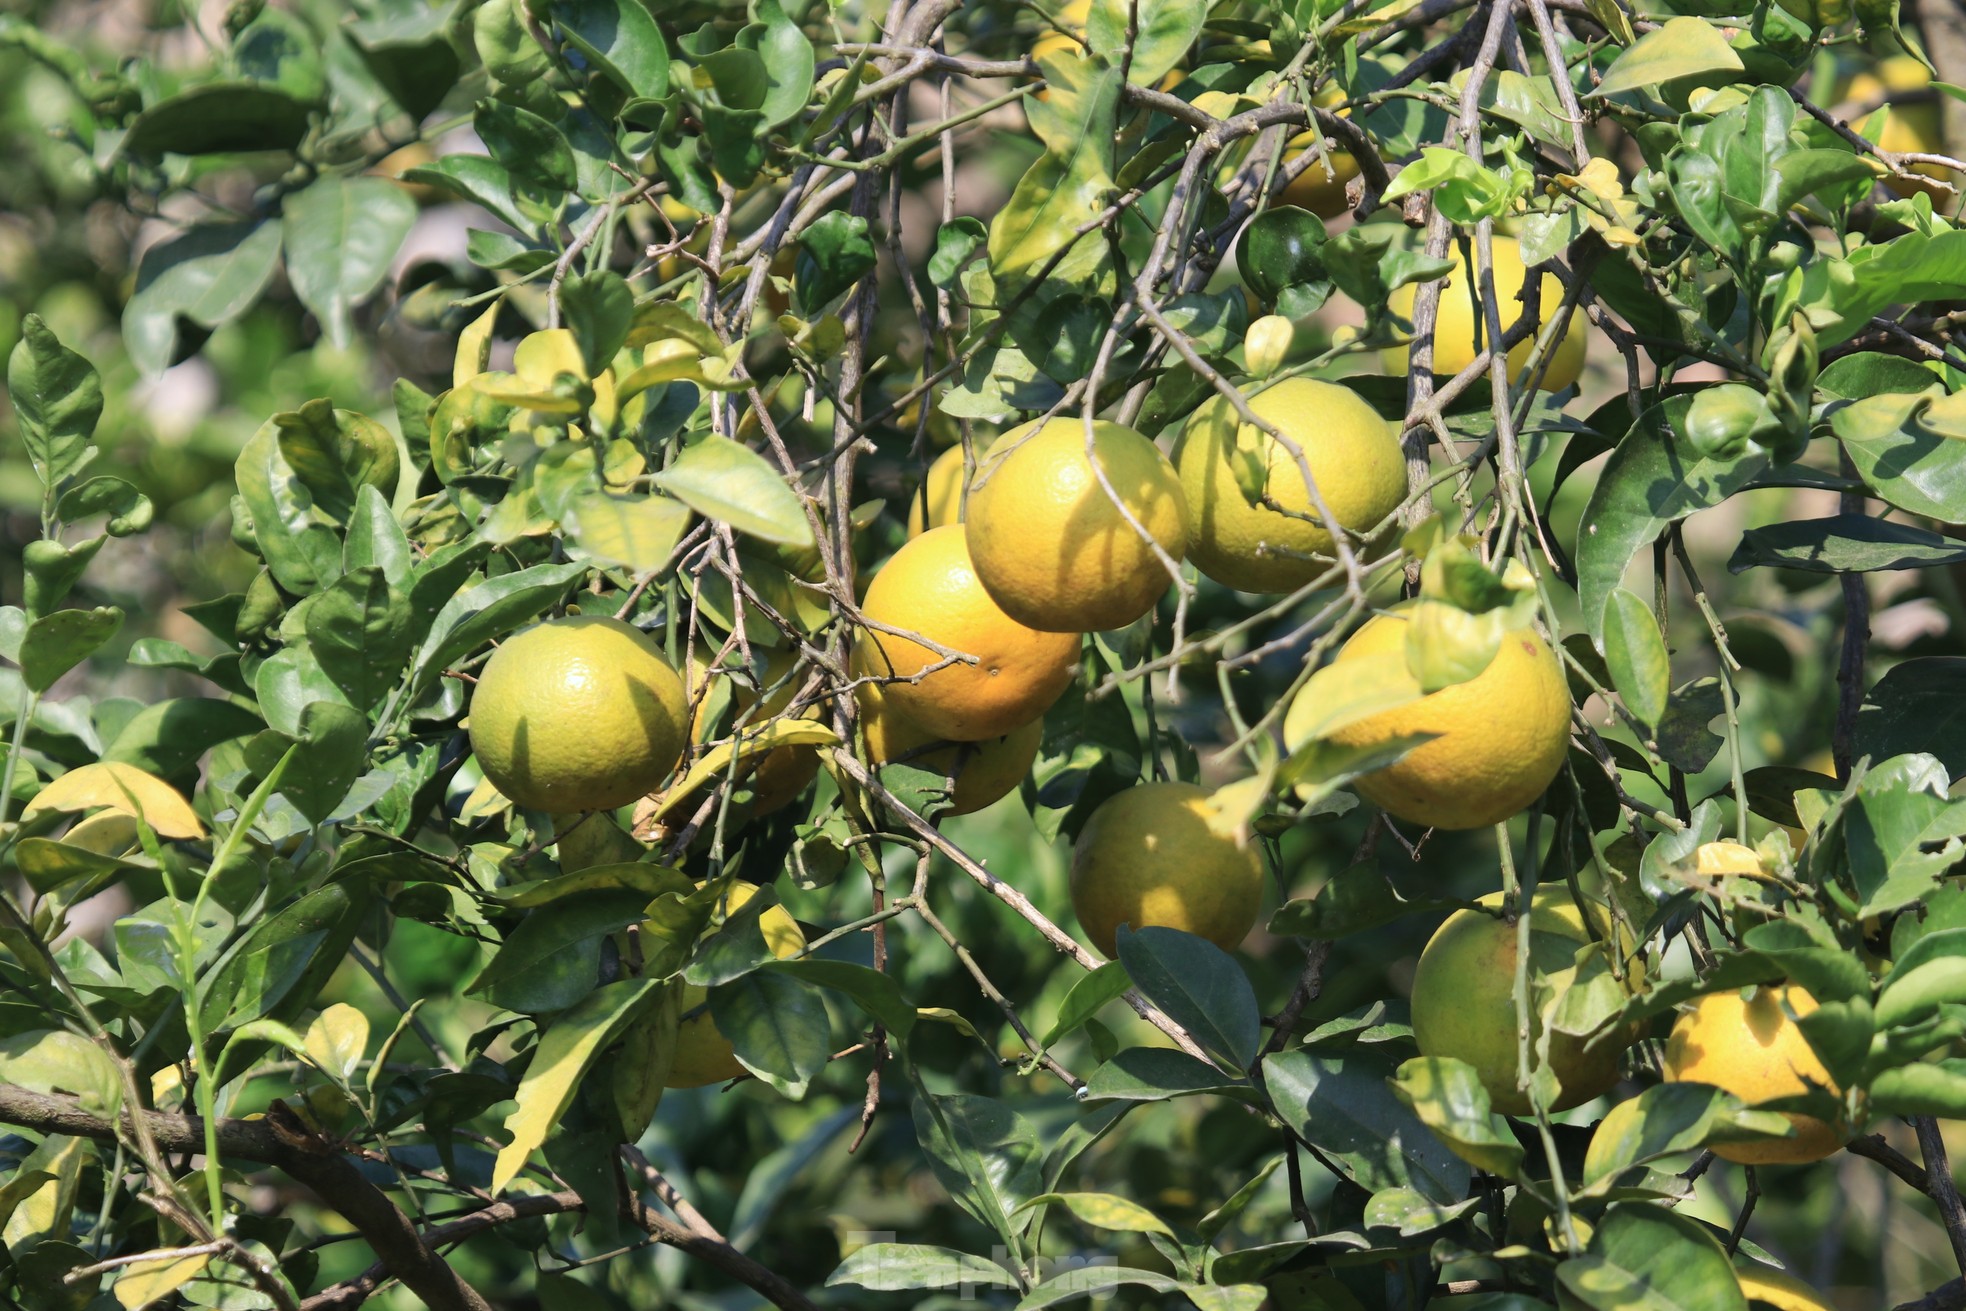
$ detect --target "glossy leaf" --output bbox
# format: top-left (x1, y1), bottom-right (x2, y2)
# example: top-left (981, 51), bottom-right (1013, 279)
top-left (1115, 926), bottom-right (1260, 1072)
top-left (123, 82), bottom-right (311, 156)
top-left (7, 315), bottom-right (100, 487)
top-left (1602, 589), bottom-right (1670, 729)
top-left (648, 434), bottom-right (814, 548)
top-left (282, 178), bottom-right (418, 347)
top-left (1593, 17), bottom-right (1743, 98)
top-left (1555, 1202), bottom-right (1748, 1311)
top-left (20, 607), bottom-right (122, 693)
top-left (913, 1093), bottom-right (1044, 1245)
top-left (1390, 1056), bottom-right (1525, 1178)
top-left (1263, 1049), bottom-right (1471, 1204)
top-left (555, 0), bottom-right (669, 99)
top-left (469, 889), bottom-right (651, 1014)
top-left (122, 219), bottom-right (285, 376)
top-left (710, 970), bottom-right (832, 1088)
top-left (405, 560), bottom-right (587, 699)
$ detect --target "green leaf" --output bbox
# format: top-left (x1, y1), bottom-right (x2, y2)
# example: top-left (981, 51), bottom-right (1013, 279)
top-left (1655, 677), bottom-right (1727, 775)
top-left (1817, 351), bottom-right (1941, 400)
top-left (554, 0), bottom-right (669, 99)
top-left (1390, 1056), bottom-right (1525, 1178)
top-left (230, 6), bottom-right (325, 102)
top-left (742, 0), bottom-right (815, 127)
top-left (1838, 755), bottom-right (1966, 918)
top-left (1015, 1267), bottom-right (1185, 1308)
top-left (1868, 1059), bottom-right (1966, 1118)
top-left (0, 1029), bottom-right (123, 1117)
top-left (1729, 514), bottom-right (1966, 575)
top-left (1574, 1083), bottom-right (1793, 1193)
top-left (103, 699), bottom-right (262, 780)
top-left (765, 958), bottom-right (919, 1038)
top-left (1039, 960), bottom-right (1131, 1048)
top-left (560, 271), bottom-right (635, 377)
top-left (199, 881), bottom-right (363, 1041)
top-left (245, 701), bottom-right (369, 826)
top-left (1602, 589), bottom-right (1670, 729)
top-left (563, 489), bottom-right (693, 573)
top-left (1115, 926), bottom-right (1260, 1073)
top-left (123, 219), bottom-right (286, 376)
top-left (476, 98), bottom-right (577, 217)
top-left (57, 477), bottom-right (152, 537)
top-left (122, 82), bottom-right (312, 156)
top-left (344, 484), bottom-right (412, 586)
top-left (8, 315), bottom-right (100, 487)
top-left (912, 1093), bottom-right (1044, 1246)
top-left (1363, 1185), bottom-right (1481, 1238)
top-left (282, 178), bottom-right (418, 348)
top-left (470, 889), bottom-right (652, 1014)
top-left (648, 434), bottom-right (814, 549)
top-left (406, 560), bottom-right (587, 699)
top-left (492, 977), bottom-right (661, 1194)
top-left (1268, 864), bottom-right (1463, 940)
top-left (401, 156), bottom-right (535, 234)
top-left (1576, 396), bottom-right (1769, 646)
top-left (827, 1244), bottom-right (1019, 1292)
top-left (709, 969), bottom-right (832, 1089)
top-left (1555, 1202), bottom-right (1748, 1311)
top-left (794, 212), bottom-right (878, 315)
top-left (1263, 1049), bottom-right (1472, 1204)
top-left (987, 54), bottom-right (1122, 298)
top-left (306, 567), bottom-right (412, 710)
top-left (929, 217), bottom-right (989, 288)
top-left (1082, 1047), bottom-right (1257, 1102)
top-left (20, 607), bottom-right (122, 694)
top-left (1831, 391), bottom-right (1966, 522)
top-left (1086, 0), bottom-right (1204, 86)
top-left (1858, 661), bottom-right (1966, 782)
top-left (1017, 1190), bottom-right (1175, 1237)
top-left (1592, 16), bottom-right (1744, 99)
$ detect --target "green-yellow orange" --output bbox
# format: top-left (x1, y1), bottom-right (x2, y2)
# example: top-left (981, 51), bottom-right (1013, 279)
top-left (858, 683), bottom-right (1043, 816)
top-left (1385, 235), bottom-right (1587, 392)
top-left (1663, 984), bottom-right (1842, 1164)
top-left (1410, 884), bottom-right (1635, 1115)
top-left (1069, 781), bottom-right (1265, 959)
top-left (469, 616), bottom-right (688, 814)
top-left (1177, 377), bottom-right (1405, 593)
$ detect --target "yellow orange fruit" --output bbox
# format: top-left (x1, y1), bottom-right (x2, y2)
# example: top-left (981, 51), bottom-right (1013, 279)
top-left (858, 683), bottom-right (1043, 816)
top-left (964, 417), bottom-right (1188, 632)
top-left (1847, 57), bottom-right (1954, 204)
top-left (1069, 782), bottom-right (1265, 959)
top-left (1385, 235), bottom-right (1587, 392)
top-left (1411, 885), bottom-right (1635, 1115)
top-left (469, 616), bottom-right (688, 814)
top-left (1177, 377), bottom-right (1406, 593)
top-left (1299, 613), bottom-right (1572, 830)
top-left (666, 883), bottom-right (807, 1088)
top-left (1663, 984), bottom-right (1843, 1164)
top-left (906, 438), bottom-right (995, 537)
top-left (851, 526), bottom-right (1081, 741)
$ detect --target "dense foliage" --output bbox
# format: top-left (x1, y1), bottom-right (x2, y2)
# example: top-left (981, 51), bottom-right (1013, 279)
top-left (7, 0), bottom-right (1966, 1308)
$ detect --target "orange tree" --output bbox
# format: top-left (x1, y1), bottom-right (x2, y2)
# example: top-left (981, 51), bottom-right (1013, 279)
top-left (8, 0), bottom-right (1966, 1307)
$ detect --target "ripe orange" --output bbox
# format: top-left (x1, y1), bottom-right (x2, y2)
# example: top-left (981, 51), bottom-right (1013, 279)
top-left (850, 526), bottom-right (1081, 741)
top-left (469, 616), bottom-right (688, 814)
top-left (964, 417), bottom-right (1188, 632)
top-left (1177, 377), bottom-right (1406, 593)
top-left (1409, 884), bottom-right (1636, 1115)
top-left (906, 438), bottom-right (995, 537)
top-left (1663, 984), bottom-right (1842, 1164)
top-left (858, 683), bottom-right (1042, 816)
top-left (1069, 781), bottom-right (1265, 959)
top-left (1301, 613), bottom-right (1572, 830)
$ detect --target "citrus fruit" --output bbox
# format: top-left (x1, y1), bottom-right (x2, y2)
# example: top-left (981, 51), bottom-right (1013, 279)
top-left (1735, 1265), bottom-right (1834, 1311)
top-left (1663, 984), bottom-right (1842, 1164)
top-left (907, 438), bottom-right (995, 537)
top-left (1410, 884), bottom-right (1636, 1115)
top-left (1384, 235), bottom-right (1587, 392)
top-left (858, 683), bottom-right (1042, 816)
top-left (964, 417), bottom-right (1189, 632)
top-left (1069, 781), bottom-right (1265, 959)
top-left (1301, 613), bottom-right (1572, 830)
top-left (1847, 57), bottom-right (1953, 203)
top-left (666, 882), bottom-right (807, 1088)
top-left (687, 648), bottom-right (821, 816)
top-left (851, 526), bottom-right (1081, 741)
top-left (1277, 83), bottom-right (1359, 218)
top-left (468, 615), bottom-right (689, 814)
top-left (1177, 377), bottom-right (1406, 593)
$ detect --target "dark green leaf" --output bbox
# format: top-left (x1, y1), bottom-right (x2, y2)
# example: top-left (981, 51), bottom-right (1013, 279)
top-left (1083, 1047), bottom-right (1256, 1102)
top-left (1730, 514), bottom-right (1966, 574)
top-left (124, 220), bottom-right (286, 376)
top-left (795, 212), bottom-right (879, 315)
top-left (711, 970), bottom-right (831, 1087)
top-left (306, 566), bottom-right (413, 710)
top-left (1263, 1048), bottom-right (1472, 1204)
top-left (1236, 205), bottom-right (1328, 302)
top-left (555, 0), bottom-right (670, 99)
top-left (103, 699), bottom-right (262, 779)
top-left (911, 1093), bottom-right (1043, 1245)
top-left (20, 608), bottom-right (122, 694)
top-left (406, 560), bottom-right (587, 698)
top-left (1390, 1056), bottom-right (1525, 1178)
top-left (123, 83), bottom-right (312, 157)
top-left (471, 889), bottom-right (650, 1013)
top-left (1832, 391), bottom-right (1966, 522)
top-left (1268, 864), bottom-right (1465, 940)
top-left (1115, 926), bottom-right (1260, 1072)
top-left (1656, 677), bottom-right (1726, 775)
top-left (739, 0), bottom-right (814, 128)
top-left (1857, 659), bottom-right (1966, 779)
top-left (560, 271), bottom-right (635, 377)
top-left (1555, 1202), bottom-right (1748, 1311)
top-left (245, 700), bottom-right (369, 826)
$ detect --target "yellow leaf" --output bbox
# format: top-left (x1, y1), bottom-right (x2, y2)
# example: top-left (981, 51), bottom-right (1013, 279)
top-left (514, 328), bottom-right (588, 387)
top-left (1017, 1191), bottom-right (1174, 1237)
top-left (114, 1254), bottom-right (211, 1310)
top-left (22, 763), bottom-right (205, 839)
top-left (1201, 741), bottom-right (1278, 847)
top-left (459, 773), bottom-right (511, 821)
top-left (493, 978), bottom-right (661, 1194)
top-left (453, 300), bottom-right (499, 390)
top-left (304, 1003), bottom-right (370, 1083)
top-left (650, 720), bottom-right (842, 823)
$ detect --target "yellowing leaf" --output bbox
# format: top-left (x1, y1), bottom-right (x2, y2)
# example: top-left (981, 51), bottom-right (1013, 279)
top-left (492, 978), bottom-right (661, 1194)
top-left (304, 1003), bottom-right (370, 1083)
top-left (0, 1030), bottom-right (123, 1116)
top-left (1016, 1191), bottom-right (1174, 1237)
top-left (650, 720), bottom-right (841, 823)
top-left (514, 328), bottom-right (588, 386)
top-left (21, 762), bottom-right (205, 839)
top-left (459, 773), bottom-right (511, 821)
top-left (114, 1254), bottom-right (212, 1310)
top-left (1281, 655), bottom-right (1425, 750)
top-left (1201, 741), bottom-right (1277, 847)
top-left (454, 299), bottom-right (498, 390)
